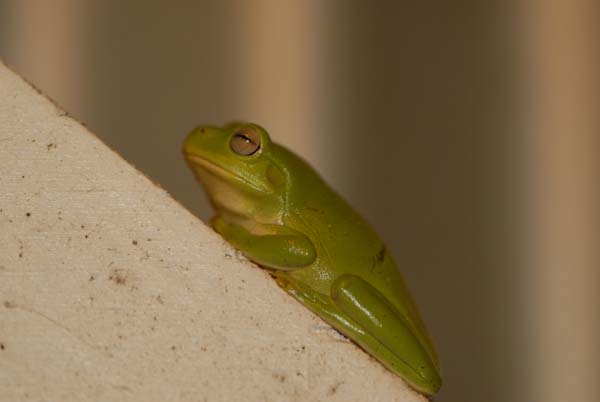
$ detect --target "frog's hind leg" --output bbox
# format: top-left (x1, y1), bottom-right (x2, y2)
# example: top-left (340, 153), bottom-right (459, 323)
top-left (275, 274), bottom-right (441, 395)
top-left (331, 274), bottom-right (441, 396)
top-left (274, 275), bottom-right (366, 337)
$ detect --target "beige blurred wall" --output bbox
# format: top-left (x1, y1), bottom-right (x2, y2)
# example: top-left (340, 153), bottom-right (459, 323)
top-left (522, 1), bottom-right (599, 401)
top-left (0, 1), bottom-right (597, 401)
top-left (0, 1), bottom-right (87, 111)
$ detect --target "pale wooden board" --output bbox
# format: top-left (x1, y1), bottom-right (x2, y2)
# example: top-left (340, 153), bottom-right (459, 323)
top-left (0, 61), bottom-right (425, 402)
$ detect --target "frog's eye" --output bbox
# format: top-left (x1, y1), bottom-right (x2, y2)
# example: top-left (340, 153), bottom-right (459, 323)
top-left (230, 127), bottom-right (261, 156)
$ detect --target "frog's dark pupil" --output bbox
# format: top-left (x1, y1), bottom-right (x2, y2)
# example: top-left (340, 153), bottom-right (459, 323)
top-left (238, 133), bottom-right (252, 142)
top-left (236, 133), bottom-right (254, 144)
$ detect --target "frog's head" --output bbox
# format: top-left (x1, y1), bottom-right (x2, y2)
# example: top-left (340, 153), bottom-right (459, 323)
top-left (183, 122), bottom-right (288, 223)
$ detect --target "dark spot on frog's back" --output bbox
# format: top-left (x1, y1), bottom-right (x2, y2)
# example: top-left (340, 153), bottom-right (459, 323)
top-left (376, 245), bottom-right (386, 263)
top-left (370, 245), bottom-right (387, 272)
top-left (305, 205), bottom-right (322, 214)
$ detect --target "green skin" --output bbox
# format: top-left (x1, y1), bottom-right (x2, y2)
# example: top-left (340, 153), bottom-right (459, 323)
top-left (183, 123), bottom-right (441, 395)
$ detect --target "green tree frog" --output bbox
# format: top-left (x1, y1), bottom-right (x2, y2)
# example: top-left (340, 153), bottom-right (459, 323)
top-left (183, 122), bottom-right (441, 395)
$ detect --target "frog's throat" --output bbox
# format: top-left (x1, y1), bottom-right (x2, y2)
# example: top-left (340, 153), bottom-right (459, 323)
top-left (185, 154), bottom-right (269, 194)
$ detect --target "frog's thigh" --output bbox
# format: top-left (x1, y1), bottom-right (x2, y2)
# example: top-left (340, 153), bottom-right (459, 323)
top-left (275, 276), bottom-right (366, 336)
top-left (276, 276), bottom-right (412, 347)
top-left (330, 274), bottom-right (441, 393)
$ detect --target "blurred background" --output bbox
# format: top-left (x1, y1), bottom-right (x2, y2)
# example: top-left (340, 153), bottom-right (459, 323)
top-left (0, 1), bottom-right (597, 401)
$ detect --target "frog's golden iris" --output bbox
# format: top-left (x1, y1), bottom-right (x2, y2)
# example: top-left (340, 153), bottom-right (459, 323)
top-left (230, 127), bottom-right (261, 156)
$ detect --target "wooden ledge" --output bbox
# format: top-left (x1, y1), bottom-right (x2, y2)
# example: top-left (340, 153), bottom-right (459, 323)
top-left (0, 61), bottom-right (425, 402)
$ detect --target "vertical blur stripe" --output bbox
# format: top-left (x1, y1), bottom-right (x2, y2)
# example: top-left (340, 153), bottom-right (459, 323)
top-left (524, 0), bottom-right (599, 401)
top-left (4, 1), bottom-right (87, 116)
top-left (232, 0), bottom-right (330, 175)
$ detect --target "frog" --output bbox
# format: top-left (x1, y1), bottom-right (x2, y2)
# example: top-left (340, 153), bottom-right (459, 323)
top-left (182, 122), bottom-right (441, 395)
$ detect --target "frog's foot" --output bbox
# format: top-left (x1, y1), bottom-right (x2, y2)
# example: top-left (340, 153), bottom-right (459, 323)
top-left (331, 274), bottom-right (441, 396)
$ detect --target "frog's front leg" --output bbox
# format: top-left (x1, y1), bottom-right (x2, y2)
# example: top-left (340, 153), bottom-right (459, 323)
top-left (212, 216), bottom-right (316, 270)
top-left (331, 274), bottom-right (441, 395)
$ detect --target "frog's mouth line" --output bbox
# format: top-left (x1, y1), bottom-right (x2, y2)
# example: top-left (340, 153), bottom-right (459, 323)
top-left (184, 153), bottom-right (268, 193)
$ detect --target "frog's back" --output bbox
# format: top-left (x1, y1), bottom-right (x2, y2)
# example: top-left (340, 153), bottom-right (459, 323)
top-left (287, 187), bottom-right (439, 369)
top-left (274, 145), bottom-right (437, 366)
